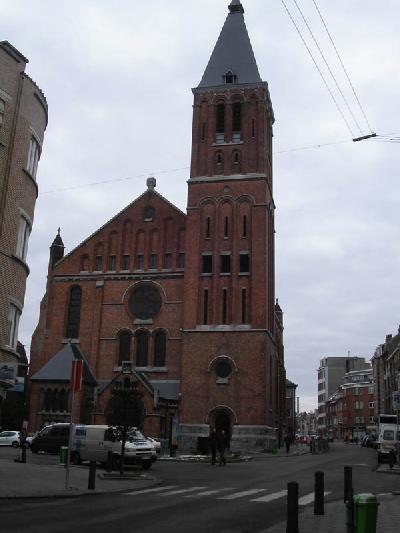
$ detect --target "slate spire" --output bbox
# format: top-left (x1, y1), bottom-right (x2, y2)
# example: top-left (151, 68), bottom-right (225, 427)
top-left (49, 227), bottom-right (65, 269)
top-left (198, 1), bottom-right (262, 88)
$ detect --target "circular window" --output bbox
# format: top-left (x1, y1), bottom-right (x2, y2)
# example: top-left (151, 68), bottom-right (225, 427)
top-left (144, 205), bottom-right (155, 220)
top-left (128, 283), bottom-right (162, 320)
top-left (215, 359), bottom-right (232, 379)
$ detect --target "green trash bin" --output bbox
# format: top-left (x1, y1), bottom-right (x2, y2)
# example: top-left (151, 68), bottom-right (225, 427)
top-left (353, 493), bottom-right (379, 533)
top-left (59, 446), bottom-right (68, 464)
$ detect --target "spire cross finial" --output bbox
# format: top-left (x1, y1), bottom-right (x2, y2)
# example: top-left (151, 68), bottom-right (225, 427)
top-left (57, 227), bottom-right (61, 235)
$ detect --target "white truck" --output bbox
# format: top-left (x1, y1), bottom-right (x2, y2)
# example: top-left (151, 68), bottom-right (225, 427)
top-left (71, 425), bottom-right (157, 470)
top-left (377, 414), bottom-right (399, 463)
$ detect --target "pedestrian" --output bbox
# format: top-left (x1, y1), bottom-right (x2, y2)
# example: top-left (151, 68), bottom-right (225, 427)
top-left (209, 427), bottom-right (217, 465)
top-left (284, 434), bottom-right (292, 454)
top-left (389, 448), bottom-right (396, 469)
top-left (216, 429), bottom-right (227, 466)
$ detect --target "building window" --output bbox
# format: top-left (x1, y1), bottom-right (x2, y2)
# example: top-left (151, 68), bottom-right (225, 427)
top-left (26, 137), bottom-right (40, 179)
top-left (215, 104), bottom-right (225, 143)
top-left (224, 216), bottom-right (229, 238)
top-left (205, 217), bottom-right (211, 238)
top-left (118, 331), bottom-right (131, 366)
top-left (136, 331), bottom-right (149, 367)
top-left (15, 216), bottom-right (30, 261)
top-left (154, 331), bottom-right (167, 367)
top-left (202, 254), bottom-right (213, 274)
top-left (232, 102), bottom-right (242, 142)
top-left (163, 253), bottom-right (172, 270)
top-left (121, 255), bottom-right (130, 271)
top-left (223, 70), bottom-right (236, 84)
top-left (354, 388), bottom-right (360, 395)
top-left (239, 252), bottom-right (250, 274)
top-left (135, 254), bottom-right (144, 270)
top-left (177, 253), bottom-right (185, 269)
top-left (369, 415), bottom-right (375, 423)
top-left (220, 253), bottom-right (231, 274)
top-left (215, 151), bottom-right (224, 174)
top-left (201, 122), bottom-right (206, 142)
top-left (368, 386), bottom-right (374, 394)
top-left (0, 99), bottom-right (4, 128)
top-left (149, 254), bottom-right (158, 270)
top-left (242, 215), bottom-right (248, 237)
top-left (95, 255), bottom-right (103, 271)
top-left (369, 401), bottom-right (375, 409)
top-left (65, 286), bottom-right (82, 339)
top-left (203, 289), bottom-right (209, 325)
top-left (222, 288), bottom-right (228, 324)
top-left (108, 255), bottom-right (116, 271)
top-left (80, 255), bottom-right (89, 272)
top-left (7, 304), bottom-right (20, 350)
top-left (241, 288), bottom-right (247, 324)
top-left (251, 118), bottom-right (256, 138)
top-left (355, 401), bottom-right (364, 409)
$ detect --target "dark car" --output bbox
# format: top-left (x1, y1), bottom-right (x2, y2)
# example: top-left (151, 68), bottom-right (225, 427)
top-left (30, 423), bottom-right (70, 454)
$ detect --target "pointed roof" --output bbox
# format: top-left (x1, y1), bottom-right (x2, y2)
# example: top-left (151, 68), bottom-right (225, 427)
top-left (31, 343), bottom-right (97, 386)
top-left (51, 228), bottom-right (64, 248)
top-left (198, 1), bottom-right (262, 89)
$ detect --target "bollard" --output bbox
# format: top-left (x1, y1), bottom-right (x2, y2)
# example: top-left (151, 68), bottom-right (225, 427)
top-left (346, 487), bottom-right (355, 533)
top-left (314, 471), bottom-right (324, 515)
top-left (286, 482), bottom-right (299, 533)
top-left (106, 451), bottom-right (113, 473)
top-left (344, 466), bottom-right (353, 503)
top-left (88, 461), bottom-right (96, 490)
top-left (353, 493), bottom-right (379, 533)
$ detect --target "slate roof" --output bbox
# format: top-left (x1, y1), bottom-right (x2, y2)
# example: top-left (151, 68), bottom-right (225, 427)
top-left (150, 380), bottom-right (180, 401)
top-left (198, 1), bottom-right (262, 89)
top-left (31, 343), bottom-right (97, 386)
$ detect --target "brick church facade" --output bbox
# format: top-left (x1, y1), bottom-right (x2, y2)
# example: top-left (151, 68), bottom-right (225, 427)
top-left (28, 0), bottom-right (287, 451)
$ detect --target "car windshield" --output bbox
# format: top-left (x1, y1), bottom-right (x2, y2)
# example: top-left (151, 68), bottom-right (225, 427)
top-left (128, 429), bottom-right (146, 441)
top-left (383, 430), bottom-right (395, 440)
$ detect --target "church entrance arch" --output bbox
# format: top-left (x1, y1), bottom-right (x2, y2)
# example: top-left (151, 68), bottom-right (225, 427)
top-left (209, 407), bottom-right (234, 445)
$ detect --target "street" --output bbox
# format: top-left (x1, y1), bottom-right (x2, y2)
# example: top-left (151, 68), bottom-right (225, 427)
top-left (0, 443), bottom-right (398, 532)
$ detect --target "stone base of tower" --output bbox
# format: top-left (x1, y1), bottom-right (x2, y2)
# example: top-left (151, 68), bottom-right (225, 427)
top-left (178, 424), bottom-right (278, 454)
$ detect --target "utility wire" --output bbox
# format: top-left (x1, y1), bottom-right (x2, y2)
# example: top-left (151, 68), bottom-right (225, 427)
top-left (280, 0), bottom-right (355, 137)
top-left (275, 138), bottom-right (352, 154)
top-left (292, 0), bottom-right (363, 135)
top-left (311, 0), bottom-right (374, 134)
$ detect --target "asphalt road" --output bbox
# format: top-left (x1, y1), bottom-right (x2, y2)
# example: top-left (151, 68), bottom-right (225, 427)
top-left (0, 443), bottom-right (398, 533)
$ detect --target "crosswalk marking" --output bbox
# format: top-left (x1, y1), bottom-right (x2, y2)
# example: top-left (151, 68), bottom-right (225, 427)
top-left (160, 486), bottom-right (208, 496)
top-left (124, 485), bottom-right (178, 496)
top-left (251, 490), bottom-right (287, 503)
top-left (184, 488), bottom-right (234, 498)
top-left (218, 489), bottom-right (267, 500)
top-left (298, 491), bottom-right (331, 506)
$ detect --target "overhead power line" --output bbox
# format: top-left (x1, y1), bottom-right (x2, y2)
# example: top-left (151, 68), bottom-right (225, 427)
top-left (311, 0), bottom-right (375, 134)
top-left (292, 0), bottom-right (363, 135)
top-left (280, 0), bottom-right (355, 138)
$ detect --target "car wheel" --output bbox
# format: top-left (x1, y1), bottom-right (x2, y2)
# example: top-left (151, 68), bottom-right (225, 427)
top-left (11, 441), bottom-right (19, 448)
top-left (142, 461), bottom-right (152, 470)
top-left (71, 452), bottom-right (81, 465)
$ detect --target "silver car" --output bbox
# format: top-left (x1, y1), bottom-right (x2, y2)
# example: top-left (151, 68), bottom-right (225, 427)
top-left (0, 430), bottom-right (20, 447)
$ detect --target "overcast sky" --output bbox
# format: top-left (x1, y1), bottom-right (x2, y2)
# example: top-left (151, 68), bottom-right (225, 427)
top-left (3, 0), bottom-right (400, 412)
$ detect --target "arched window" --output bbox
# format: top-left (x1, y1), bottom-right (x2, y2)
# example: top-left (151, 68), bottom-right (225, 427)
top-left (81, 255), bottom-right (89, 272)
top-left (66, 286), bottom-right (82, 338)
top-left (223, 70), bottom-right (237, 84)
top-left (214, 151), bottom-right (224, 175)
top-left (232, 103), bottom-right (242, 142)
top-left (44, 389), bottom-right (52, 412)
top-left (154, 331), bottom-right (167, 367)
top-left (136, 331), bottom-right (149, 367)
top-left (118, 331), bottom-right (132, 366)
top-left (215, 104), bottom-right (225, 144)
top-left (231, 150), bottom-right (241, 173)
top-left (59, 389), bottom-right (68, 412)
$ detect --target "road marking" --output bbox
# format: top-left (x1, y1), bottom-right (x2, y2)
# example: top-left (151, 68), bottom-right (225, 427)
top-left (124, 485), bottom-right (178, 496)
top-left (298, 491), bottom-right (331, 506)
top-left (184, 488), bottom-right (235, 498)
top-left (218, 489), bottom-right (267, 500)
top-left (160, 486), bottom-right (208, 496)
top-left (251, 490), bottom-right (287, 503)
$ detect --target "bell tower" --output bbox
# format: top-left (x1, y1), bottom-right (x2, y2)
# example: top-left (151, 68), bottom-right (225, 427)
top-left (180, 0), bottom-right (283, 452)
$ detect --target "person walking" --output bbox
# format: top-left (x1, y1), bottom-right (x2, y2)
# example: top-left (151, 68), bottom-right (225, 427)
top-left (284, 434), bottom-right (292, 454)
top-left (209, 427), bottom-right (217, 465)
top-left (216, 429), bottom-right (228, 466)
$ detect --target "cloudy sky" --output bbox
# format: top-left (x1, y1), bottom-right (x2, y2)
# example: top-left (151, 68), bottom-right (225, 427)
top-left (3, 0), bottom-right (400, 412)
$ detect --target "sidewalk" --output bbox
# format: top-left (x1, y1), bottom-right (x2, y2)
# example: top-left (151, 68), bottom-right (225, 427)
top-left (265, 494), bottom-right (400, 532)
top-left (0, 458), bottom-right (158, 499)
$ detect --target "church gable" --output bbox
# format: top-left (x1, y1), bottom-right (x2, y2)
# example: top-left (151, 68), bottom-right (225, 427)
top-left (54, 184), bottom-right (187, 276)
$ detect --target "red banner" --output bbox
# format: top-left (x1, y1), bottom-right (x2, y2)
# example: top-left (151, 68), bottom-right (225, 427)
top-left (71, 360), bottom-right (83, 392)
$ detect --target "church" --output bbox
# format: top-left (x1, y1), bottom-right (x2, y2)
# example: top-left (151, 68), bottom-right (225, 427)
top-left (28, 0), bottom-right (287, 451)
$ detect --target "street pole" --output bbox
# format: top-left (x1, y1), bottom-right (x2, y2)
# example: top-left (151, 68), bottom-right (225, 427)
top-left (65, 370), bottom-right (76, 490)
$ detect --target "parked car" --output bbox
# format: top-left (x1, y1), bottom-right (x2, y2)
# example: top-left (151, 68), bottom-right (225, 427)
top-left (146, 437), bottom-right (161, 454)
top-left (30, 423), bottom-right (70, 454)
top-left (72, 425), bottom-right (157, 470)
top-left (0, 430), bottom-right (20, 447)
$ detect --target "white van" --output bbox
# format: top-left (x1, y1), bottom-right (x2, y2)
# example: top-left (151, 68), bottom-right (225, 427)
top-left (377, 414), bottom-right (399, 463)
top-left (72, 425), bottom-right (156, 470)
